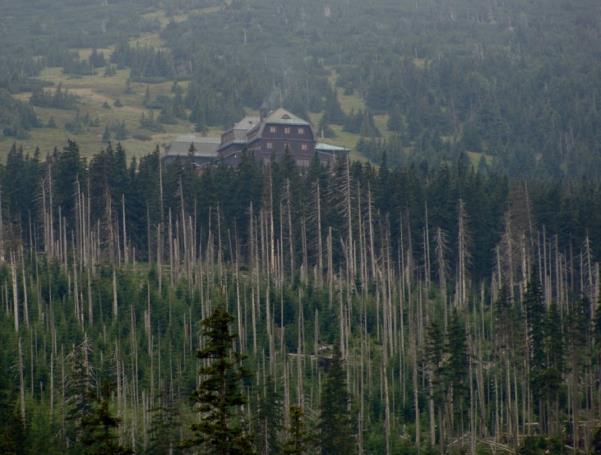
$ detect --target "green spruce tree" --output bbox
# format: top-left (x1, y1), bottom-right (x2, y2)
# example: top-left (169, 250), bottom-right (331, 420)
top-left (540, 300), bottom-right (564, 433)
top-left (283, 405), bottom-right (313, 455)
top-left (524, 272), bottom-right (547, 414)
top-left (79, 383), bottom-right (132, 455)
top-left (0, 344), bottom-right (28, 455)
top-left (147, 390), bottom-right (181, 455)
top-left (253, 375), bottom-right (282, 455)
top-left (444, 310), bottom-right (469, 432)
top-left (318, 345), bottom-right (355, 455)
top-left (184, 305), bottom-right (253, 454)
top-left (65, 337), bottom-right (96, 448)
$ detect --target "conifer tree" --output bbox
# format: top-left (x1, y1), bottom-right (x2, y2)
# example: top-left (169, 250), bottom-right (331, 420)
top-left (318, 345), bottom-right (355, 455)
top-left (0, 348), bottom-right (27, 455)
top-left (253, 375), bottom-right (282, 455)
top-left (188, 142), bottom-right (196, 158)
top-left (184, 305), bottom-right (253, 454)
top-left (425, 319), bottom-right (444, 445)
top-left (568, 296), bottom-right (590, 354)
top-left (102, 126), bottom-right (111, 143)
top-left (545, 302), bottom-right (564, 380)
top-left (425, 320), bottom-right (444, 387)
top-left (444, 310), bottom-right (469, 430)
top-left (387, 104), bottom-right (403, 132)
top-left (494, 284), bottom-right (513, 342)
top-left (65, 337), bottom-right (96, 448)
top-left (517, 436), bottom-right (562, 454)
top-left (566, 295), bottom-right (590, 442)
top-left (79, 383), bottom-right (132, 455)
top-left (318, 113), bottom-right (335, 138)
top-left (283, 405), bottom-right (313, 455)
top-left (524, 272), bottom-right (546, 408)
top-left (54, 139), bottom-right (84, 224)
top-left (147, 391), bottom-right (181, 455)
top-left (542, 301), bottom-right (563, 433)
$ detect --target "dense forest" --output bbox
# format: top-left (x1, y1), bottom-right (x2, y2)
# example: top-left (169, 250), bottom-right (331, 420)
top-left (3, 0), bottom-right (601, 454)
top-left (1, 142), bottom-right (601, 453)
top-left (2, 0), bottom-right (601, 177)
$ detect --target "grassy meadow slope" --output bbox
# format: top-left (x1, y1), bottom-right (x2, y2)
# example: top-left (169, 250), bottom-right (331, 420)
top-left (0, 5), bottom-right (226, 159)
top-left (0, 1), bottom-right (389, 161)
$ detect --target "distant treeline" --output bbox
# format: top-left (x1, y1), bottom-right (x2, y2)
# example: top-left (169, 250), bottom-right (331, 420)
top-left (3, 0), bottom-right (601, 177)
top-left (3, 141), bottom-right (601, 280)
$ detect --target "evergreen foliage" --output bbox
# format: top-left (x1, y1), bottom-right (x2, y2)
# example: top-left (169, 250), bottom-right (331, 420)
top-left (0, 347), bottom-right (28, 454)
top-left (283, 405), bottom-right (313, 455)
top-left (444, 310), bottom-right (469, 428)
top-left (253, 375), bottom-right (282, 455)
top-left (65, 337), bottom-right (96, 447)
top-left (78, 384), bottom-right (132, 455)
top-left (185, 305), bottom-right (253, 454)
top-left (0, 90), bottom-right (40, 138)
top-left (1, 141), bottom-right (601, 452)
top-left (2, 0), bottom-right (601, 177)
top-left (318, 345), bottom-right (354, 455)
top-left (147, 391), bottom-right (181, 455)
top-left (524, 272), bottom-right (546, 402)
top-left (29, 83), bottom-right (78, 110)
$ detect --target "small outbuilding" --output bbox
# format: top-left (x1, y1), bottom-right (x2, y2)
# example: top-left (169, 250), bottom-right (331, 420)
top-left (163, 135), bottom-right (220, 165)
top-left (315, 142), bottom-right (351, 160)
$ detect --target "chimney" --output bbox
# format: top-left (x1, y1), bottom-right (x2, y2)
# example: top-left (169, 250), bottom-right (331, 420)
top-left (260, 106), bottom-right (268, 122)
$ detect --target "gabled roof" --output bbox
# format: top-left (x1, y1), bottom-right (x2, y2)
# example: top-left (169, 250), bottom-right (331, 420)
top-left (246, 108), bottom-right (312, 141)
top-left (263, 108), bottom-right (310, 126)
top-left (219, 109), bottom-right (314, 153)
top-left (233, 116), bottom-right (260, 131)
top-left (225, 116), bottom-right (261, 145)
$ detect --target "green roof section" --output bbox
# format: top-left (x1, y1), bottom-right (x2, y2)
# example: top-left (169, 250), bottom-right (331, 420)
top-left (263, 108), bottom-right (310, 126)
top-left (166, 135), bottom-right (220, 157)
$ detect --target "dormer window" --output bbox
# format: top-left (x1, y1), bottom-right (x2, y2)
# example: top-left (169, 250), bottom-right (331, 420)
top-left (282, 114), bottom-right (291, 120)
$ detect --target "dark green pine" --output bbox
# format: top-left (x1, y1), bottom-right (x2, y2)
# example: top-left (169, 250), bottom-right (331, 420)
top-left (318, 345), bottom-right (355, 455)
top-left (185, 305), bottom-right (254, 454)
top-left (283, 405), bottom-right (313, 455)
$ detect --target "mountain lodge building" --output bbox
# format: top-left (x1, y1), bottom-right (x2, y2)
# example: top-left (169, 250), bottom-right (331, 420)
top-left (164, 108), bottom-right (349, 168)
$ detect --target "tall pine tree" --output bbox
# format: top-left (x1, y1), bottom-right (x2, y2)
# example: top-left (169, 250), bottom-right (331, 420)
top-left (318, 345), bottom-right (355, 455)
top-left (444, 310), bottom-right (469, 432)
top-left (253, 375), bottom-right (282, 455)
top-left (524, 272), bottom-right (546, 414)
top-left (79, 383), bottom-right (132, 455)
top-left (283, 405), bottom-right (313, 455)
top-left (184, 305), bottom-right (253, 454)
top-left (147, 390), bottom-right (181, 455)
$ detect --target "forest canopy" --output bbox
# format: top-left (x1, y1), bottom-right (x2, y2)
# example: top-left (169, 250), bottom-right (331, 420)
top-left (0, 143), bottom-right (601, 453)
top-left (2, 0), bottom-right (601, 453)
top-left (1, 0), bottom-right (601, 177)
